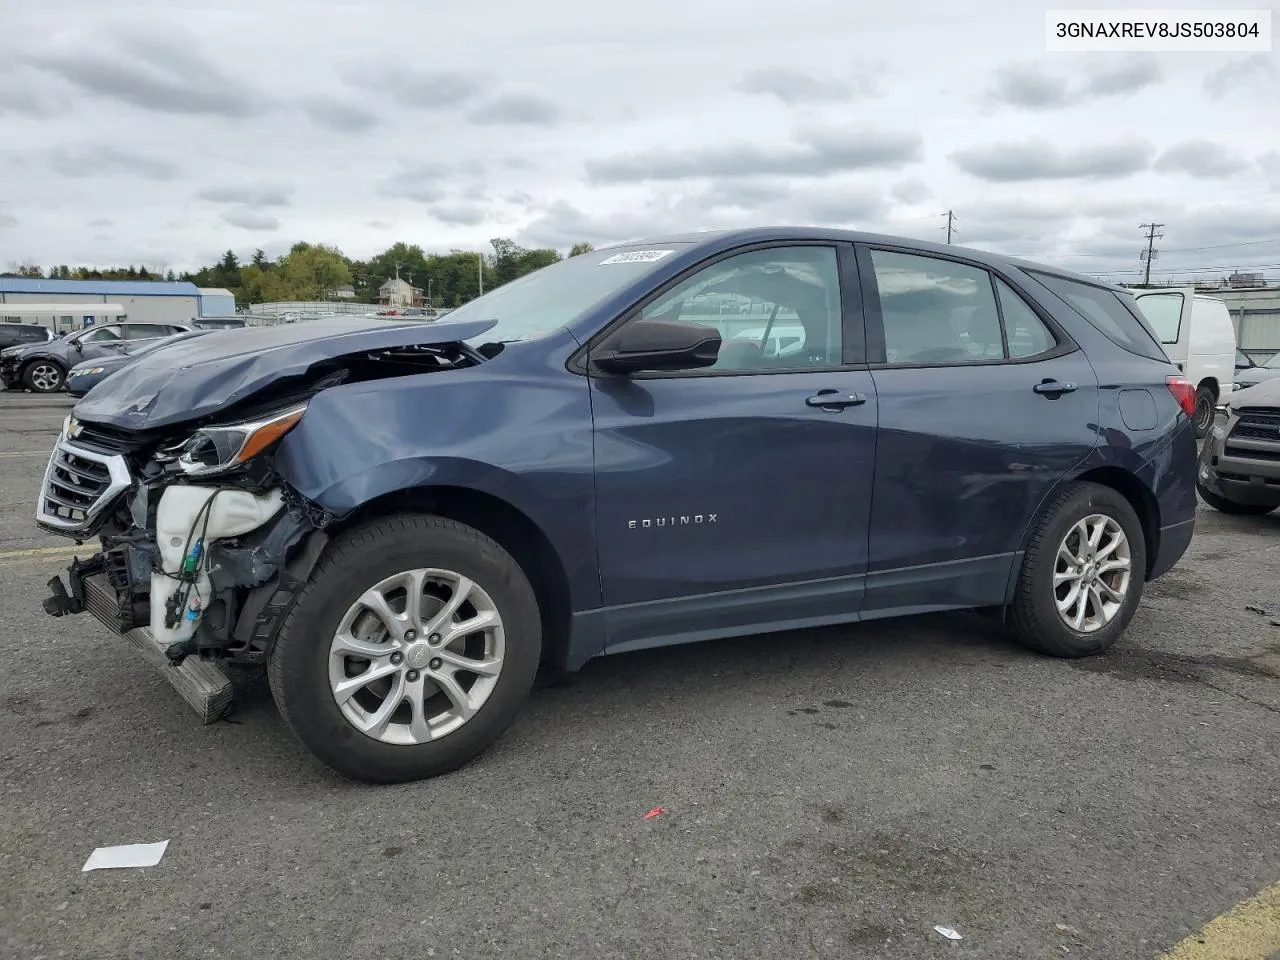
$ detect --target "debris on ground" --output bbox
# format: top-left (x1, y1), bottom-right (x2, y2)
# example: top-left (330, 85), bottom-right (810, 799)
top-left (82, 841), bottom-right (169, 872)
top-left (1245, 605), bottom-right (1268, 615)
top-left (643, 807), bottom-right (665, 820)
top-left (933, 925), bottom-right (964, 940)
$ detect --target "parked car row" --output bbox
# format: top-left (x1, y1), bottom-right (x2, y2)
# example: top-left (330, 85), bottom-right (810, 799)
top-left (0, 319), bottom-right (243, 394)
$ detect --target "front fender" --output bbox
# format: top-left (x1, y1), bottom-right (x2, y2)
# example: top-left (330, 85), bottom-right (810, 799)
top-left (272, 365), bottom-right (599, 609)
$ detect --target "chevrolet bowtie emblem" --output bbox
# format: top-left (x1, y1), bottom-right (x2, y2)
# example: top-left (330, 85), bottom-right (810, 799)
top-left (66, 417), bottom-right (83, 439)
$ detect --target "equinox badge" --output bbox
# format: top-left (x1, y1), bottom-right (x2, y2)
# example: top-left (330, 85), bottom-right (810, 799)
top-left (628, 514), bottom-right (718, 529)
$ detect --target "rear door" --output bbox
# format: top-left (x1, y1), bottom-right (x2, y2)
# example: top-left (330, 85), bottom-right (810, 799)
top-left (855, 244), bottom-right (1100, 615)
top-left (587, 241), bottom-right (878, 648)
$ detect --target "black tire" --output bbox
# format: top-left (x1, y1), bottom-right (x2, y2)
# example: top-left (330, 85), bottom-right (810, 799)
top-left (1191, 387), bottom-right (1215, 439)
top-left (268, 514), bottom-right (542, 784)
top-left (22, 360), bottom-right (65, 393)
top-left (1008, 482), bottom-right (1146, 658)
top-left (1196, 480), bottom-right (1279, 516)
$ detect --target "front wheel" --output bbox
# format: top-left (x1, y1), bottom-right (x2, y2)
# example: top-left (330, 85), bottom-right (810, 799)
top-left (1191, 387), bottom-right (1215, 438)
top-left (22, 361), bottom-right (65, 393)
top-left (268, 515), bottom-right (542, 784)
top-left (1008, 482), bottom-right (1146, 658)
top-left (1196, 480), bottom-right (1279, 516)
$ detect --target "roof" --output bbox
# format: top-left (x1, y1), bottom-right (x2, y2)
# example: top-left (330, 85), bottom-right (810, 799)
top-left (0, 278), bottom-right (201, 297)
top-left (599, 226), bottom-right (1125, 292)
top-left (197, 287), bottom-right (234, 297)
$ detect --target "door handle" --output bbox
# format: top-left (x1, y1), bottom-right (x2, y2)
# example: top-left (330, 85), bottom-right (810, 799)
top-left (1033, 379), bottom-right (1077, 397)
top-left (806, 390), bottom-right (867, 409)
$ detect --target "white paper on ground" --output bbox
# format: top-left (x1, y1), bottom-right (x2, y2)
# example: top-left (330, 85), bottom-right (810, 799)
top-left (934, 925), bottom-right (964, 941)
top-left (82, 841), bottom-right (169, 872)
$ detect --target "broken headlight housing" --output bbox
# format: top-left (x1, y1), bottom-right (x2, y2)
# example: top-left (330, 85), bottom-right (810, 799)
top-left (165, 403), bottom-right (308, 477)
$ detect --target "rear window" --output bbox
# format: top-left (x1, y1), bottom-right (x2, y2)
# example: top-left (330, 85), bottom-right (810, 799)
top-left (1133, 292), bottom-right (1184, 344)
top-left (1031, 273), bottom-right (1168, 362)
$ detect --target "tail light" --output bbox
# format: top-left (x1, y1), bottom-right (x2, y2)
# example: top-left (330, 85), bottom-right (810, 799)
top-left (1166, 375), bottom-right (1196, 418)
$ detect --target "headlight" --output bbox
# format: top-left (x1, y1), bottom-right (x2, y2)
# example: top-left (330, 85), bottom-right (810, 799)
top-left (69, 367), bottom-right (104, 377)
top-left (174, 403), bottom-right (307, 477)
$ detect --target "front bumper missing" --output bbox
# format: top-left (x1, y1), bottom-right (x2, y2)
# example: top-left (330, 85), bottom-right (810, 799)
top-left (47, 562), bottom-right (234, 724)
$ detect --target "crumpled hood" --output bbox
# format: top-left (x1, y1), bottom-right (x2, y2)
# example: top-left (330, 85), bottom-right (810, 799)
top-left (1230, 376), bottom-right (1280, 408)
top-left (72, 315), bottom-right (498, 431)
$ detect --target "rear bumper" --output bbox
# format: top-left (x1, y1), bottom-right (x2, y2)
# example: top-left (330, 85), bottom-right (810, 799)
top-left (45, 558), bottom-right (234, 724)
top-left (1150, 518), bottom-right (1194, 582)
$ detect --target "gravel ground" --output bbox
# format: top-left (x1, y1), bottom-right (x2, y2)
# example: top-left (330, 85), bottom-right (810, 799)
top-left (0, 392), bottom-right (1276, 960)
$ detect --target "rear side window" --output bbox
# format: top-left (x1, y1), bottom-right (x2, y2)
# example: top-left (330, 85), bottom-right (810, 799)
top-left (1133, 292), bottom-right (1184, 344)
top-left (1032, 273), bottom-right (1168, 362)
top-left (995, 278), bottom-right (1056, 359)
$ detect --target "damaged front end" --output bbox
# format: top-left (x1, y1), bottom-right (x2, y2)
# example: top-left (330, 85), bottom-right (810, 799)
top-left (35, 316), bottom-right (495, 723)
top-left (38, 408), bottom-right (332, 723)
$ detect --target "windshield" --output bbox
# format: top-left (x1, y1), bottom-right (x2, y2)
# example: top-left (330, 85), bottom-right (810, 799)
top-left (126, 333), bottom-right (200, 357)
top-left (445, 244), bottom-right (693, 345)
top-left (1263, 354), bottom-right (1280, 370)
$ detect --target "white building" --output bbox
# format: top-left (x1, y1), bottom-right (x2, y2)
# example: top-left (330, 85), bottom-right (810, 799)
top-left (0, 278), bottom-right (236, 334)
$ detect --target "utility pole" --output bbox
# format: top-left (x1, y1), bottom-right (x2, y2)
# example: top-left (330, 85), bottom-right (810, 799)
top-left (478, 251), bottom-right (484, 296)
top-left (1140, 222), bottom-right (1164, 287)
top-left (941, 209), bottom-right (957, 244)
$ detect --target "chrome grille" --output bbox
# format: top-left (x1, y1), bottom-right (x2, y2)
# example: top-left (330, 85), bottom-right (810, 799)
top-left (35, 439), bottom-right (132, 535)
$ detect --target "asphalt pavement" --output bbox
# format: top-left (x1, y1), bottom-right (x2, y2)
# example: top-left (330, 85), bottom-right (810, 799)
top-left (1, 391), bottom-right (1277, 960)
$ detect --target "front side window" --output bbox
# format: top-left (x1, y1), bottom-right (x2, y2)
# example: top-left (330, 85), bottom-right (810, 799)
top-left (1033, 273), bottom-right (1167, 362)
top-left (871, 250), bottom-right (1005, 364)
top-left (79, 325), bottom-right (122, 343)
top-left (1133, 292), bottom-right (1184, 344)
top-left (637, 245), bottom-right (843, 371)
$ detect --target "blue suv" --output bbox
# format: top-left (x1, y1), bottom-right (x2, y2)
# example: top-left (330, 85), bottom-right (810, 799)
top-left (36, 228), bottom-right (1197, 783)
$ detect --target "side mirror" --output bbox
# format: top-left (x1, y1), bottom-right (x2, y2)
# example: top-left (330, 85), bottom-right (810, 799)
top-left (73, 340), bottom-right (84, 352)
top-left (594, 319), bottom-right (721, 375)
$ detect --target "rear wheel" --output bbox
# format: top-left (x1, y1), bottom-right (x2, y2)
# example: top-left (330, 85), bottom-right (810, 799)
top-left (1009, 482), bottom-right (1146, 658)
top-left (1196, 481), bottom-right (1279, 516)
top-left (22, 361), bottom-right (65, 393)
top-left (268, 514), bottom-right (542, 784)
top-left (1191, 387), bottom-right (1215, 438)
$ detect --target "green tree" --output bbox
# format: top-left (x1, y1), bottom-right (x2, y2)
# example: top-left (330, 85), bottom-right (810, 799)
top-left (568, 242), bottom-right (594, 257)
top-left (275, 242), bottom-right (351, 300)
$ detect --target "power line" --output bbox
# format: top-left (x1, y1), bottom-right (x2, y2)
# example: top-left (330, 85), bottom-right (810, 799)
top-left (1140, 222), bottom-right (1164, 287)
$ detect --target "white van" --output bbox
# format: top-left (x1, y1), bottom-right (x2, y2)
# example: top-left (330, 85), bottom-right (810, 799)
top-left (1134, 288), bottom-right (1236, 438)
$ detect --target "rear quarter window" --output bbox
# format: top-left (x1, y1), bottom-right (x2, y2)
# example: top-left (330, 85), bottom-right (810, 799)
top-left (1031, 272), bottom-right (1169, 362)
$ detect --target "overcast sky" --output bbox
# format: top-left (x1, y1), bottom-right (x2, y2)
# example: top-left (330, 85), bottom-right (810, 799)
top-left (0, 0), bottom-right (1277, 284)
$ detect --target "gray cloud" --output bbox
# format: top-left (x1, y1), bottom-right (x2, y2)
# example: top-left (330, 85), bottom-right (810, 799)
top-left (299, 96), bottom-right (381, 132)
top-left (376, 160), bottom-right (471, 204)
top-left (986, 57), bottom-right (1161, 109)
top-left (429, 203), bottom-right (488, 227)
top-left (1261, 152), bottom-right (1280, 189)
top-left (25, 28), bottom-right (263, 118)
top-left (951, 139), bottom-right (1153, 181)
top-left (89, 218), bottom-right (113, 228)
top-left (196, 184), bottom-right (294, 207)
top-left (467, 91), bottom-right (561, 126)
top-left (0, 213), bottom-right (17, 228)
top-left (48, 145), bottom-right (179, 181)
top-left (891, 178), bottom-right (932, 204)
top-left (1082, 58), bottom-right (1162, 97)
top-left (366, 219), bottom-right (393, 229)
top-left (734, 67), bottom-right (877, 104)
top-left (340, 65), bottom-right (484, 110)
top-left (220, 210), bottom-right (280, 231)
top-left (1204, 54), bottom-right (1277, 99)
top-left (587, 126), bottom-right (922, 182)
top-left (1154, 140), bottom-right (1251, 178)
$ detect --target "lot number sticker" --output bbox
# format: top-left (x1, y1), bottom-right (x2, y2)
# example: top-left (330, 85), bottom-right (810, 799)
top-left (598, 250), bottom-right (675, 265)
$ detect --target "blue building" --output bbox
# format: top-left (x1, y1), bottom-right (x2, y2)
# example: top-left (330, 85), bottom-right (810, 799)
top-left (0, 278), bottom-right (236, 333)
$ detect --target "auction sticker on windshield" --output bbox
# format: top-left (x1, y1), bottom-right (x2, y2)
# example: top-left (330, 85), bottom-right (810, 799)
top-left (599, 250), bottom-right (675, 264)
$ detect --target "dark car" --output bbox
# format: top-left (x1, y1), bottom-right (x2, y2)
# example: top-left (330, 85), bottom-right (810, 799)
top-left (36, 227), bottom-right (1198, 784)
top-left (1, 320), bottom-right (193, 392)
top-left (66, 329), bottom-right (217, 398)
top-left (1196, 376), bottom-right (1280, 515)
top-left (0, 323), bottom-right (53, 350)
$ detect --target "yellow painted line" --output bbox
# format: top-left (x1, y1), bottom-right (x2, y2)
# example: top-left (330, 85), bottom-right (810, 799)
top-left (0, 545), bottom-right (83, 563)
top-left (1159, 880), bottom-right (1280, 960)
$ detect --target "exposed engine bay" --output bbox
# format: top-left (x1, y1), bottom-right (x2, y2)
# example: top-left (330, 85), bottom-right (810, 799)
top-left (39, 341), bottom-right (480, 676)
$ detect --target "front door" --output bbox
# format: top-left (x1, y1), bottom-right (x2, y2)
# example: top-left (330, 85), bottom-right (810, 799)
top-left (587, 242), bottom-right (879, 650)
top-left (855, 245), bottom-right (1100, 615)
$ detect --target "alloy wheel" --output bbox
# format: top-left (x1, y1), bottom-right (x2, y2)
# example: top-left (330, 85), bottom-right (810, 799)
top-left (29, 363), bottom-right (62, 392)
top-left (1053, 514), bottom-right (1132, 633)
top-left (327, 568), bottom-right (505, 745)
